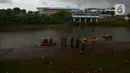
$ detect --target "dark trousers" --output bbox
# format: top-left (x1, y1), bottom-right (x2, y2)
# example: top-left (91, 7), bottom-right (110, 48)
top-left (71, 42), bottom-right (74, 48)
top-left (109, 36), bottom-right (112, 40)
top-left (105, 37), bottom-right (109, 40)
top-left (76, 42), bottom-right (79, 49)
top-left (81, 44), bottom-right (85, 51)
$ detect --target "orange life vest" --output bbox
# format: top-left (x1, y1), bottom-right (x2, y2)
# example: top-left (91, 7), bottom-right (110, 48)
top-left (84, 41), bottom-right (87, 45)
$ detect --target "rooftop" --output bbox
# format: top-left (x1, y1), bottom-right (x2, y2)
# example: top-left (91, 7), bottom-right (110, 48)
top-left (37, 7), bottom-right (80, 10)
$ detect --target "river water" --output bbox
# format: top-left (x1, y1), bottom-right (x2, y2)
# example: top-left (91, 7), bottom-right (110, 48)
top-left (0, 26), bottom-right (130, 59)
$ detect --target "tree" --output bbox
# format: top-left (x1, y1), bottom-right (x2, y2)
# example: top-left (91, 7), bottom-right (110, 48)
top-left (110, 11), bottom-right (115, 16)
top-left (28, 11), bottom-right (33, 14)
top-left (13, 7), bottom-right (21, 14)
top-left (6, 8), bottom-right (13, 15)
top-left (0, 9), bottom-right (6, 15)
top-left (21, 9), bottom-right (26, 14)
top-left (110, 7), bottom-right (115, 16)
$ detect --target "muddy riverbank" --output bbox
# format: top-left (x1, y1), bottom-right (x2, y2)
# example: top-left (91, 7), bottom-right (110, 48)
top-left (0, 41), bottom-right (130, 73)
top-left (0, 41), bottom-right (130, 60)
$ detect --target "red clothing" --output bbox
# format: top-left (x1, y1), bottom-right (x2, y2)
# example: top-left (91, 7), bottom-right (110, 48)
top-left (84, 41), bottom-right (87, 45)
top-left (92, 39), bottom-right (96, 44)
top-left (41, 40), bottom-right (44, 43)
top-left (105, 34), bottom-right (109, 38)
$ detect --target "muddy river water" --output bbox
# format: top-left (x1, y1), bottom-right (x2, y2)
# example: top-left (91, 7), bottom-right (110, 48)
top-left (0, 26), bottom-right (130, 60)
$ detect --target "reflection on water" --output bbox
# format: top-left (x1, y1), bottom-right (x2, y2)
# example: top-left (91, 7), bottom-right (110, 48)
top-left (0, 26), bottom-right (130, 49)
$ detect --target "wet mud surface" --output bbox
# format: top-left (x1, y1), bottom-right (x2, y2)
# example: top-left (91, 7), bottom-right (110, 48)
top-left (0, 41), bottom-right (130, 60)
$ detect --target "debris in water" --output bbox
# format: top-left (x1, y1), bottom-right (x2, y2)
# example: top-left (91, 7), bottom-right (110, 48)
top-left (112, 64), bottom-right (115, 67)
top-left (48, 65), bottom-right (52, 68)
top-left (98, 68), bottom-right (102, 71)
top-left (73, 65), bottom-right (75, 68)
top-left (28, 62), bottom-right (30, 66)
top-left (113, 53), bottom-right (116, 56)
top-left (95, 70), bottom-right (97, 72)
top-left (124, 60), bottom-right (130, 62)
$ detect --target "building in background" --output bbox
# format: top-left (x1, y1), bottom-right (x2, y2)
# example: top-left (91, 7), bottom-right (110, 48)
top-left (37, 7), bottom-right (80, 16)
top-left (85, 8), bottom-right (114, 13)
top-left (85, 8), bottom-right (114, 18)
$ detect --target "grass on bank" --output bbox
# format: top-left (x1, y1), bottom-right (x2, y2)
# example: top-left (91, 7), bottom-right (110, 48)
top-left (97, 20), bottom-right (130, 26)
top-left (0, 48), bottom-right (130, 73)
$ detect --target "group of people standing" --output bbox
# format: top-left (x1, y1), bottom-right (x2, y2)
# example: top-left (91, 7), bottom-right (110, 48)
top-left (71, 35), bottom-right (97, 54)
top-left (61, 35), bottom-right (97, 54)
top-left (61, 34), bottom-right (112, 54)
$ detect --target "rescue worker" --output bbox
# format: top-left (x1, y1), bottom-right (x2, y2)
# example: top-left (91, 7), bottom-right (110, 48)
top-left (76, 35), bottom-right (80, 49)
top-left (81, 40), bottom-right (87, 51)
top-left (105, 34), bottom-right (109, 40)
top-left (44, 38), bottom-right (48, 43)
top-left (50, 38), bottom-right (52, 44)
top-left (109, 34), bottom-right (112, 40)
top-left (64, 36), bottom-right (67, 47)
top-left (40, 40), bottom-right (44, 46)
top-left (44, 38), bottom-right (48, 46)
top-left (41, 40), bottom-right (44, 43)
top-left (92, 37), bottom-right (96, 49)
top-left (82, 36), bottom-right (85, 43)
top-left (71, 36), bottom-right (74, 48)
top-left (84, 37), bottom-right (87, 42)
top-left (61, 36), bottom-right (65, 48)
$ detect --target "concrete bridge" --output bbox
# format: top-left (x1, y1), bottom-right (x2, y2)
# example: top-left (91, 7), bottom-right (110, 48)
top-left (71, 11), bottom-right (100, 26)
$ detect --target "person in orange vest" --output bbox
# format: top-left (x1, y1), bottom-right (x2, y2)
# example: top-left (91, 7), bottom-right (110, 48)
top-left (105, 34), bottom-right (109, 40)
top-left (92, 37), bottom-right (96, 49)
top-left (109, 34), bottom-right (112, 40)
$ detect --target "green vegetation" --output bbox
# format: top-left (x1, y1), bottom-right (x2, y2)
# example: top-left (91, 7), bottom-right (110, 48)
top-left (0, 49), bottom-right (130, 73)
top-left (97, 20), bottom-right (130, 26)
top-left (0, 7), bottom-right (130, 28)
top-left (0, 7), bottom-right (72, 26)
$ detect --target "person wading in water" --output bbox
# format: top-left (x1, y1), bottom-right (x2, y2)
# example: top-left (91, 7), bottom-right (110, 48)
top-left (109, 34), bottom-right (112, 40)
top-left (92, 37), bottom-right (96, 50)
top-left (80, 38), bottom-right (87, 55)
top-left (64, 36), bottom-right (67, 47)
top-left (71, 36), bottom-right (74, 48)
top-left (76, 35), bottom-right (80, 49)
top-left (105, 34), bottom-right (109, 41)
top-left (61, 36), bottom-right (65, 48)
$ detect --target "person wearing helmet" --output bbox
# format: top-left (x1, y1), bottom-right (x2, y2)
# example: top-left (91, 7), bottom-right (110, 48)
top-left (105, 34), bottom-right (109, 40)
top-left (84, 37), bottom-right (87, 41)
top-left (92, 37), bottom-right (96, 49)
top-left (82, 36), bottom-right (85, 43)
top-left (44, 38), bottom-right (48, 43)
top-left (50, 38), bottom-right (53, 44)
top-left (82, 39), bottom-right (87, 51)
top-left (109, 34), bottom-right (112, 40)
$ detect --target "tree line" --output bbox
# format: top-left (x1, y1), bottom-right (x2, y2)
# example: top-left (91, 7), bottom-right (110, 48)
top-left (0, 7), bottom-right (72, 25)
